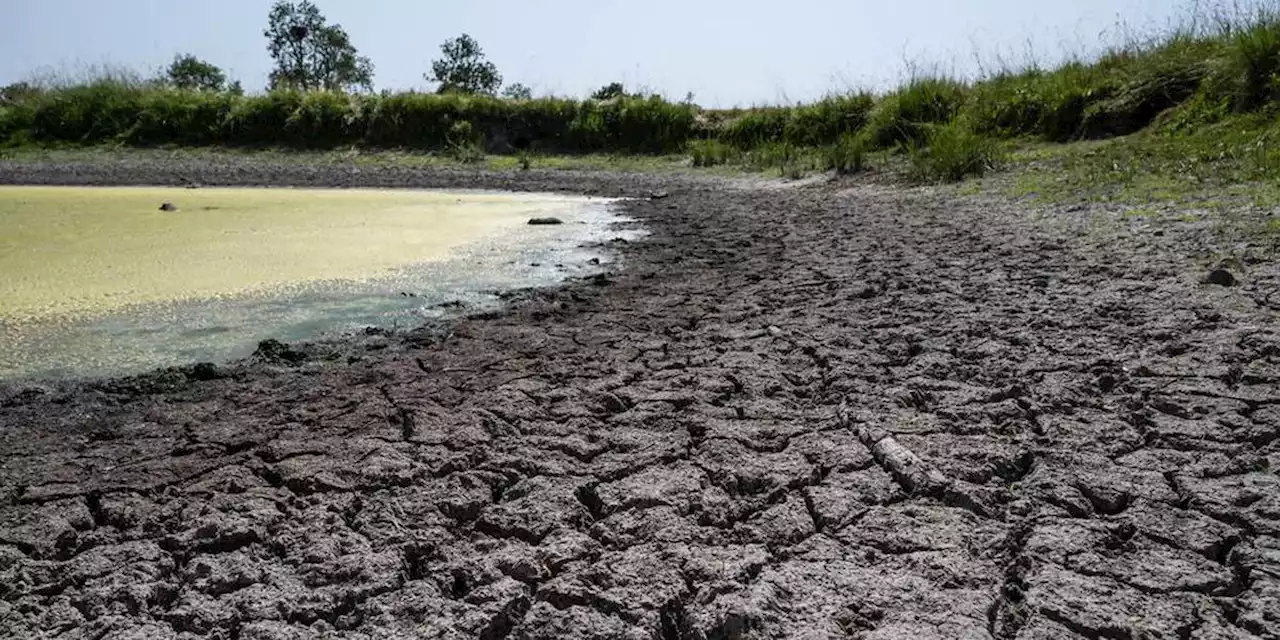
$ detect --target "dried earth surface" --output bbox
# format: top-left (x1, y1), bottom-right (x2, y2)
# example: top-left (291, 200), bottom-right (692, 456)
top-left (1, 158), bottom-right (1279, 639)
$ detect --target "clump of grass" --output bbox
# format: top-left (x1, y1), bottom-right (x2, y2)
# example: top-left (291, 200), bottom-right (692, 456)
top-left (445, 120), bottom-right (485, 163)
top-left (688, 139), bottom-right (736, 167)
top-left (907, 119), bottom-right (1003, 182)
top-left (516, 150), bottom-right (533, 170)
top-left (1225, 9), bottom-right (1280, 109)
top-left (865, 77), bottom-right (967, 148)
top-left (739, 141), bottom-right (822, 178)
top-left (822, 133), bottom-right (867, 175)
top-left (716, 93), bottom-right (873, 149)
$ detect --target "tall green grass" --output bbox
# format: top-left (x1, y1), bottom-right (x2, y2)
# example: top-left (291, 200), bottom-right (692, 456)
top-left (1225, 8), bottom-right (1280, 109)
top-left (0, 83), bottom-right (701, 153)
top-left (718, 94), bottom-right (874, 148)
top-left (6, 3), bottom-right (1280, 186)
top-left (908, 119), bottom-right (1004, 182)
top-left (864, 77), bottom-right (968, 148)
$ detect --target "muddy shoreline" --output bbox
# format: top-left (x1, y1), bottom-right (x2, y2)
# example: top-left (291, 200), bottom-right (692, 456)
top-left (1, 158), bottom-right (1278, 639)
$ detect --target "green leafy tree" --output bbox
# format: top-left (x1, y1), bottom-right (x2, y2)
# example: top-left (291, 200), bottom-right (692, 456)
top-left (264, 0), bottom-right (373, 91)
top-left (502, 83), bottom-right (532, 100)
top-left (592, 82), bottom-right (626, 100)
top-left (164, 54), bottom-right (226, 91)
top-left (429, 34), bottom-right (502, 95)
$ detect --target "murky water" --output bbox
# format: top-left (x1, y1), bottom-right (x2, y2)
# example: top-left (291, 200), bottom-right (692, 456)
top-left (0, 186), bottom-right (641, 380)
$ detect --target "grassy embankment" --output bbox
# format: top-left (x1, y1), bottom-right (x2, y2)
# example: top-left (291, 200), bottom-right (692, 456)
top-left (3, 7), bottom-right (1280, 207)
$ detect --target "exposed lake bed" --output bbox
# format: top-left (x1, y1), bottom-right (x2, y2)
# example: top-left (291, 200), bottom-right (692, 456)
top-left (1, 158), bottom-right (1277, 639)
top-left (0, 185), bottom-right (641, 379)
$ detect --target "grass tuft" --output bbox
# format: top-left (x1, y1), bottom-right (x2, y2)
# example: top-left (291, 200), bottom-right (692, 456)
top-left (1226, 9), bottom-right (1280, 109)
top-left (822, 133), bottom-right (867, 175)
top-left (907, 119), bottom-right (1003, 182)
top-left (865, 77), bottom-right (968, 148)
top-left (688, 139), bottom-right (737, 167)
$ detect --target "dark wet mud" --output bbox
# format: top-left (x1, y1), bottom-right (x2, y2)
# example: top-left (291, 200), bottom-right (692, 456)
top-left (1, 160), bottom-right (1278, 639)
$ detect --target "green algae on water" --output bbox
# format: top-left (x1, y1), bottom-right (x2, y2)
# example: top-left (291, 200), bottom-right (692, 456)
top-left (0, 185), bottom-right (584, 322)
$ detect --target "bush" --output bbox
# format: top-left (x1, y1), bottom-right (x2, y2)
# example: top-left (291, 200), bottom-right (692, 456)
top-left (27, 80), bottom-right (149, 144)
top-left (125, 89), bottom-right (236, 146)
top-left (907, 119), bottom-right (1002, 182)
top-left (865, 77), bottom-right (967, 148)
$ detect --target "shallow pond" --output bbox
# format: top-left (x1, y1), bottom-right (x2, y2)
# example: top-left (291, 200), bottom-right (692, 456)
top-left (0, 186), bottom-right (636, 379)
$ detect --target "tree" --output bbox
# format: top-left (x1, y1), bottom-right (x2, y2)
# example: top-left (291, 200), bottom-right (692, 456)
top-left (428, 34), bottom-right (501, 95)
top-left (502, 83), bottom-right (532, 100)
top-left (591, 82), bottom-right (626, 100)
top-left (164, 54), bottom-right (226, 91)
top-left (264, 0), bottom-right (373, 92)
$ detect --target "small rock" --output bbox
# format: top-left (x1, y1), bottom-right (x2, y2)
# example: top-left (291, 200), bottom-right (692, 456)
top-left (528, 217), bottom-right (563, 226)
top-left (187, 363), bottom-right (220, 381)
top-left (1206, 269), bottom-right (1236, 287)
top-left (159, 202), bottom-right (178, 212)
top-left (649, 191), bottom-right (670, 200)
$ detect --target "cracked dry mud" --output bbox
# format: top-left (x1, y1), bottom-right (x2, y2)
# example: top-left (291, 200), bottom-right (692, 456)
top-left (1, 164), bottom-right (1279, 639)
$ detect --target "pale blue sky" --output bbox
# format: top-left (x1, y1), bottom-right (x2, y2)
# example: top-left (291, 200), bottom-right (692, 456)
top-left (3, 0), bottom-right (1194, 106)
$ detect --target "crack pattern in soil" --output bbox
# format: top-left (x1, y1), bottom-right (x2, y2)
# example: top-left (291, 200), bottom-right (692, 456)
top-left (1, 165), bottom-right (1278, 639)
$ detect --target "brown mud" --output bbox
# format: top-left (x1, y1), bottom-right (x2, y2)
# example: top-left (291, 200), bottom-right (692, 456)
top-left (1, 159), bottom-right (1278, 639)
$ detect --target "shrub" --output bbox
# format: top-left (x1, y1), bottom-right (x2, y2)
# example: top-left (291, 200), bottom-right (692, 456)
top-left (907, 119), bottom-right (1002, 182)
top-left (27, 80), bottom-right (148, 143)
top-left (446, 119), bottom-right (485, 162)
top-left (125, 89), bottom-right (236, 146)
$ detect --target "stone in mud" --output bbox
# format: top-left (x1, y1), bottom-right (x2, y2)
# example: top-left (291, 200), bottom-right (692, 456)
top-left (253, 339), bottom-right (306, 365)
top-left (186, 362), bottom-right (221, 381)
top-left (528, 217), bottom-right (564, 226)
top-left (649, 190), bottom-right (670, 200)
top-left (158, 202), bottom-right (178, 212)
top-left (1206, 269), bottom-right (1236, 287)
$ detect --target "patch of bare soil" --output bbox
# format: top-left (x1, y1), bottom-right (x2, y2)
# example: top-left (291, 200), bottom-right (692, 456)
top-left (1, 160), bottom-right (1278, 639)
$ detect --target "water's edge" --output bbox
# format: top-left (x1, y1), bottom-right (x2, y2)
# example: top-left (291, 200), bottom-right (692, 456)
top-left (0, 184), bottom-right (650, 382)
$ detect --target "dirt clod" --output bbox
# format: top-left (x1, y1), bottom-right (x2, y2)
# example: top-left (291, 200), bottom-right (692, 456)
top-left (1207, 268), bottom-right (1236, 286)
